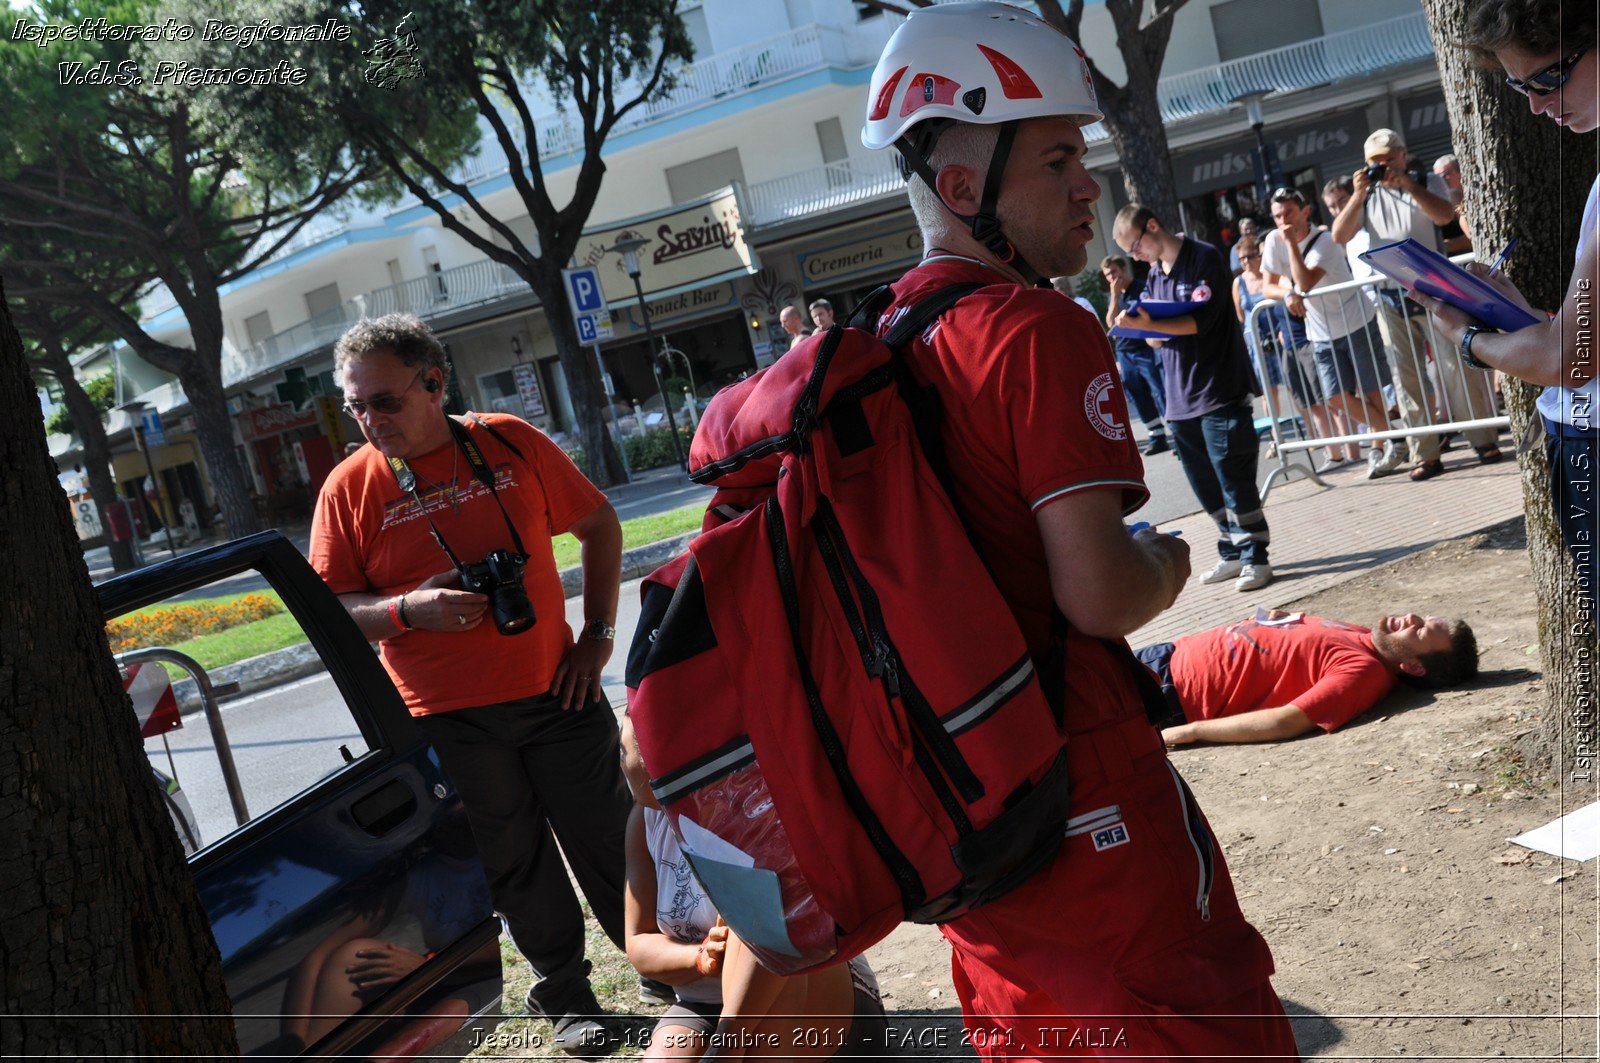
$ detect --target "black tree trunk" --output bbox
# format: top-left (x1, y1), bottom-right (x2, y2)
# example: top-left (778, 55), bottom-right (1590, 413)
top-left (1102, 82), bottom-right (1185, 226)
top-left (0, 278), bottom-right (239, 1056)
top-left (174, 354), bottom-right (260, 541)
top-left (39, 341), bottom-right (136, 572)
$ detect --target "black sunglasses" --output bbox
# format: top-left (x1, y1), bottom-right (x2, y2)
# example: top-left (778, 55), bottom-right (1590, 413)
top-left (1505, 46), bottom-right (1588, 96)
top-left (342, 371), bottom-right (428, 418)
top-left (1270, 187), bottom-right (1306, 206)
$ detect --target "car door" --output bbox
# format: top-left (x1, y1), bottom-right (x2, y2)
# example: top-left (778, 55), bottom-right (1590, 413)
top-left (100, 530), bottom-right (503, 1059)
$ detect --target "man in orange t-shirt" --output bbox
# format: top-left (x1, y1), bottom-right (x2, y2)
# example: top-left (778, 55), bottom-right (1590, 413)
top-left (310, 314), bottom-right (627, 1057)
top-left (1137, 610), bottom-right (1478, 746)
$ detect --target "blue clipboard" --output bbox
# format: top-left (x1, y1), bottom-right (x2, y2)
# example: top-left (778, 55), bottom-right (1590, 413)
top-left (1109, 298), bottom-right (1191, 340)
top-left (1357, 238), bottom-right (1542, 333)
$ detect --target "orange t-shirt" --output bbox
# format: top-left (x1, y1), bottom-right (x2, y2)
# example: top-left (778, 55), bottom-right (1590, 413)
top-left (309, 413), bottom-right (605, 715)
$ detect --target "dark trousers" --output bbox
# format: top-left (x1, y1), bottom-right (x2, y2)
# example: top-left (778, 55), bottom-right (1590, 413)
top-left (1133, 642), bottom-right (1188, 729)
top-left (416, 690), bottom-right (631, 996)
top-left (1171, 402), bottom-right (1269, 566)
top-left (1117, 346), bottom-right (1167, 432)
top-left (1547, 428), bottom-right (1598, 618)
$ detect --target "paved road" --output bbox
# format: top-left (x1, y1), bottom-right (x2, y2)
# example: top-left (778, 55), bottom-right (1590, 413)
top-left (147, 671), bottom-right (364, 848)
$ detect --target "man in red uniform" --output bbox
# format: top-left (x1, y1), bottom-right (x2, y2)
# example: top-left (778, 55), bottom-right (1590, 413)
top-left (310, 313), bottom-right (629, 1057)
top-left (861, 3), bottom-right (1300, 1058)
top-left (1139, 611), bottom-right (1478, 746)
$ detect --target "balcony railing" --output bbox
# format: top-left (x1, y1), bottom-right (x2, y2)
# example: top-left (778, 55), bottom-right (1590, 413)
top-left (364, 258), bottom-right (527, 319)
top-left (746, 154), bottom-right (904, 228)
top-left (1082, 11), bottom-right (1434, 142)
top-left (233, 257), bottom-right (532, 383)
top-left (395, 23), bottom-right (842, 208)
top-left (745, 14), bottom-right (1435, 225)
top-left (254, 214), bottom-right (356, 267)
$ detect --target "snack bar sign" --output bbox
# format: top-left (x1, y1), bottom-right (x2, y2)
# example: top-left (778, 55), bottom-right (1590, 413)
top-left (575, 185), bottom-right (759, 306)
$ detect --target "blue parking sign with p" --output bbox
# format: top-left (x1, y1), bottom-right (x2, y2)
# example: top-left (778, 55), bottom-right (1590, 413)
top-left (576, 315), bottom-right (599, 344)
top-left (564, 267), bottom-right (605, 314)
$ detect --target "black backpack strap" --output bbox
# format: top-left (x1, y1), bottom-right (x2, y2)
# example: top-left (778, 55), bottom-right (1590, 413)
top-left (463, 412), bottom-right (526, 460)
top-left (846, 285), bottom-right (895, 329)
top-left (884, 283), bottom-right (985, 350)
top-left (878, 284), bottom-right (1078, 720)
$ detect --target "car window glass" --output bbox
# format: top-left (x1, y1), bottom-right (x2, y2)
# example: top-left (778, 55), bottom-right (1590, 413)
top-left (117, 569), bottom-right (375, 854)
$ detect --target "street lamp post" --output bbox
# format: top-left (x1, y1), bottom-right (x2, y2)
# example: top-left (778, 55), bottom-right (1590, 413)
top-left (1233, 91), bottom-right (1282, 205)
top-left (606, 234), bottom-right (688, 473)
top-left (117, 399), bottom-right (180, 559)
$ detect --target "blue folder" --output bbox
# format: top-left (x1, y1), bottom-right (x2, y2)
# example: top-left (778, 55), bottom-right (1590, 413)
top-left (1357, 238), bottom-right (1542, 333)
top-left (1109, 298), bottom-right (1192, 340)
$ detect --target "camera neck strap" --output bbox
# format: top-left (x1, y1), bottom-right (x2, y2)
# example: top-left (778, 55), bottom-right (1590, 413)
top-left (387, 416), bottom-right (528, 569)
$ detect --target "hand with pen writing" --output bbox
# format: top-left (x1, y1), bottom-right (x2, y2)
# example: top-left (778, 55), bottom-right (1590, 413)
top-left (1409, 254), bottom-right (1540, 350)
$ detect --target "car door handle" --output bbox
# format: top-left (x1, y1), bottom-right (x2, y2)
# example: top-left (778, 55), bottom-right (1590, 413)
top-left (350, 779), bottom-right (418, 837)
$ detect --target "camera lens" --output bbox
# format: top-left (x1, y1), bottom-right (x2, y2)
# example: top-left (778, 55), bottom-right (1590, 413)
top-left (1366, 162), bottom-right (1386, 182)
top-left (491, 582), bottom-right (536, 635)
top-left (485, 550), bottom-right (536, 636)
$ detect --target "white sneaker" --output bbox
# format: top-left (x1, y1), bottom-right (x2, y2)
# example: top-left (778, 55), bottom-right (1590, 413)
top-left (1200, 559), bottom-right (1243, 584)
top-left (1366, 441), bottom-right (1404, 479)
top-left (1235, 564), bottom-right (1274, 592)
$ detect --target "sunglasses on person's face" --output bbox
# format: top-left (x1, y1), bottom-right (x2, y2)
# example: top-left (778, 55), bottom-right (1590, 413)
top-left (1242, 253), bottom-right (1262, 261)
top-left (342, 371), bottom-right (428, 418)
top-left (1505, 46), bottom-right (1588, 96)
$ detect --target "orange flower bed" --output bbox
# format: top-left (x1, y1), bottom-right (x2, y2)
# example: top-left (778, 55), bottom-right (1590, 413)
top-left (107, 593), bottom-right (284, 655)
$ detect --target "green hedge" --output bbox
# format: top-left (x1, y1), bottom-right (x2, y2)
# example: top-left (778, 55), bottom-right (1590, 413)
top-left (565, 426), bottom-right (695, 478)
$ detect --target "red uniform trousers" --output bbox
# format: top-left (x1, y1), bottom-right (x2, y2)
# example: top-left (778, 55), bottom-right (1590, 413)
top-left (940, 715), bottom-right (1301, 1061)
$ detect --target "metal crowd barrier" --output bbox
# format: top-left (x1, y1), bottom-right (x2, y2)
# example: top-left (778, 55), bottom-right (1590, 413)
top-left (1243, 256), bottom-right (1509, 500)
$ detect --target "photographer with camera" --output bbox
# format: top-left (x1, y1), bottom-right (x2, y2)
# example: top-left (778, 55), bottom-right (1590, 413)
top-left (1330, 128), bottom-right (1503, 480)
top-left (310, 313), bottom-right (630, 1058)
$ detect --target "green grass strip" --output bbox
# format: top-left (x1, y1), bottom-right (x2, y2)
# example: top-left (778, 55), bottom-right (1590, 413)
top-left (157, 612), bottom-right (308, 679)
top-left (551, 502), bottom-right (703, 571)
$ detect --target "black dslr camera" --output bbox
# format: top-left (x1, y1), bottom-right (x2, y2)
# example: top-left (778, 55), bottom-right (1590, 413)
top-left (459, 549), bottom-right (536, 635)
top-left (1365, 161), bottom-right (1388, 183)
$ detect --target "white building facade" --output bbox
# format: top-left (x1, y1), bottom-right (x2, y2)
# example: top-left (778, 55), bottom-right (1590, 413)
top-left (66, 0), bottom-right (1450, 524)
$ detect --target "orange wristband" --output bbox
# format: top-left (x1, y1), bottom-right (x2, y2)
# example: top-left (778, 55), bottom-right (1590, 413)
top-left (694, 945), bottom-right (714, 976)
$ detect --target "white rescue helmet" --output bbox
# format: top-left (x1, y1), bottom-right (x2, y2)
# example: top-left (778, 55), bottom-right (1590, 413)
top-left (861, 1), bottom-right (1102, 152)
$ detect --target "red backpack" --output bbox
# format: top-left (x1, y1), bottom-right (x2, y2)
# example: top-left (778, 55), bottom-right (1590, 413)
top-left (625, 284), bottom-right (1074, 974)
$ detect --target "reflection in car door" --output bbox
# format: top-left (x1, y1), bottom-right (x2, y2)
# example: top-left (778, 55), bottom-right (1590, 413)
top-left (100, 532), bottom-right (502, 1058)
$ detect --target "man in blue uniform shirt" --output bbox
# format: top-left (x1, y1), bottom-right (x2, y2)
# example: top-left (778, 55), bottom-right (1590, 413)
top-left (1113, 204), bottom-right (1271, 592)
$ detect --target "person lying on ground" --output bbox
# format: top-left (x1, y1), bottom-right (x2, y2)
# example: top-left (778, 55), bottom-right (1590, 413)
top-left (1137, 609), bottom-right (1478, 747)
top-left (619, 715), bottom-right (886, 1062)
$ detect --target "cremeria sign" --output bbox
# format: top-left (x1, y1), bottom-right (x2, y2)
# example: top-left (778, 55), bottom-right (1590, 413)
top-left (575, 185), bottom-right (759, 307)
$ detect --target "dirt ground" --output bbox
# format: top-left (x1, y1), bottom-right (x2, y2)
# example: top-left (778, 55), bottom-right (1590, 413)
top-left (471, 518), bottom-right (1598, 1061)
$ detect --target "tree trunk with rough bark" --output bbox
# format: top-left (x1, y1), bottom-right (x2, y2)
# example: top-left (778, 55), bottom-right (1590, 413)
top-left (36, 338), bottom-right (135, 572)
top-left (0, 280), bottom-right (238, 1057)
top-left (1100, 80), bottom-right (1185, 225)
top-left (172, 343), bottom-right (260, 542)
top-left (1421, 0), bottom-right (1598, 772)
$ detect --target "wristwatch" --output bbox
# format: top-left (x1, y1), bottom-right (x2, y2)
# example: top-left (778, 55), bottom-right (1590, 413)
top-left (582, 619), bottom-right (616, 641)
top-left (1459, 325), bottom-right (1492, 370)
